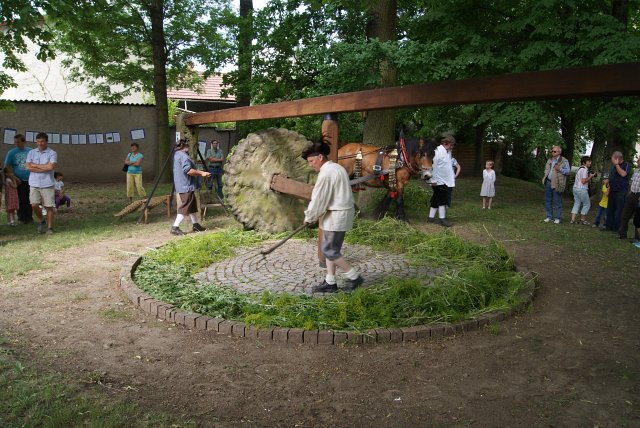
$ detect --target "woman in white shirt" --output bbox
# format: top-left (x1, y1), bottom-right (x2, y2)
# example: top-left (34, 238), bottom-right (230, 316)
top-left (570, 156), bottom-right (596, 224)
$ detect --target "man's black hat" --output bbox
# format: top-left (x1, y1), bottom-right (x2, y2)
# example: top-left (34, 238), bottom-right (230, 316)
top-left (301, 141), bottom-right (331, 160)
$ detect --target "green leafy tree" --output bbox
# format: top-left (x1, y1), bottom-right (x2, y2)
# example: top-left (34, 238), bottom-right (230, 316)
top-left (48, 0), bottom-right (233, 175)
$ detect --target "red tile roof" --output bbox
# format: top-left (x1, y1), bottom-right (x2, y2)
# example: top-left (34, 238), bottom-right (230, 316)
top-left (167, 74), bottom-right (235, 101)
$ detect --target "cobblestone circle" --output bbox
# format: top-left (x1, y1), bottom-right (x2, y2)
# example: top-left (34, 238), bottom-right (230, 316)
top-left (194, 240), bottom-right (441, 294)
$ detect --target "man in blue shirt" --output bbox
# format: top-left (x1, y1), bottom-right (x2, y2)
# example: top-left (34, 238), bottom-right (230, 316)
top-left (542, 146), bottom-right (570, 224)
top-left (3, 134), bottom-right (33, 223)
top-left (26, 132), bottom-right (57, 234)
top-left (171, 139), bottom-right (211, 236)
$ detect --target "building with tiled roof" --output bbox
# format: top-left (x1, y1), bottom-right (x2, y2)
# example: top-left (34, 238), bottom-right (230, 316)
top-left (167, 74), bottom-right (236, 113)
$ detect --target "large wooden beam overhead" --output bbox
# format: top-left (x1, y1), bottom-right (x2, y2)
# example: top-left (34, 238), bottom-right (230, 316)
top-left (185, 62), bottom-right (640, 126)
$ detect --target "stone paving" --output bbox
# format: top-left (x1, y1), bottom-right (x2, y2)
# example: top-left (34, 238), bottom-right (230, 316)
top-left (194, 239), bottom-right (441, 295)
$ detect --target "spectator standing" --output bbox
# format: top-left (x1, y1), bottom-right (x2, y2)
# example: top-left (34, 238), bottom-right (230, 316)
top-left (480, 160), bottom-right (496, 209)
top-left (570, 156), bottom-right (596, 224)
top-left (447, 141), bottom-right (461, 207)
top-left (4, 167), bottom-right (19, 226)
top-left (302, 141), bottom-right (362, 293)
top-left (592, 174), bottom-right (609, 229)
top-left (25, 132), bottom-right (57, 234)
top-left (3, 134), bottom-right (33, 223)
top-left (617, 156), bottom-right (640, 240)
top-left (171, 139), bottom-right (210, 236)
top-left (124, 143), bottom-right (146, 203)
top-left (205, 140), bottom-right (225, 201)
top-left (542, 145), bottom-right (570, 224)
top-left (428, 136), bottom-right (456, 227)
top-left (604, 151), bottom-right (630, 232)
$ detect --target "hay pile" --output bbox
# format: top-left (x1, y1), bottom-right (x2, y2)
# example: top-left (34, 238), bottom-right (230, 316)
top-left (225, 128), bottom-right (314, 233)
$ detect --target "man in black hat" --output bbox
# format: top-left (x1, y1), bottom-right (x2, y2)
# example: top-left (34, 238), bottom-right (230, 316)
top-left (171, 139), bottom-right (211, 235)
top-left (302, 141), bottom-right (363, 293)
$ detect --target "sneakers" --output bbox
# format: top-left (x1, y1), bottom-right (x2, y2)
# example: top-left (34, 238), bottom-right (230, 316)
top-left (312, 281), bottom-right (338, 293)
top-left (343, 275), bottom-right (364, 291)
top-left (170, 226), bottom-right (185, 236)
top-left (553, 219), bottom-right (561, 224)
top-left (439, 219), bottom-right (452, 227)
top-left (37, 221), bottom-right (47, 234)
top-left (544, 218), bottom-right (552, 223)
top-left (192, 223), bottom-right (207, 232)
top-left (46, 228), bottom-right (54, 235)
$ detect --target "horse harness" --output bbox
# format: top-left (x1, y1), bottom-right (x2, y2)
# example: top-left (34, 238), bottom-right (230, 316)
top-left (349, 138), bottom-right (417, 198)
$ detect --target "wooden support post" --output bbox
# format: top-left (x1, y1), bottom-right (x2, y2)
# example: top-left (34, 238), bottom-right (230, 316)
top-left (322, 113), bottom-right (339, 162)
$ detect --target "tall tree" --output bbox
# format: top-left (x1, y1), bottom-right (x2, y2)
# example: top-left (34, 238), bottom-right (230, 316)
top-left (48, 0), bottom-right (232, 175)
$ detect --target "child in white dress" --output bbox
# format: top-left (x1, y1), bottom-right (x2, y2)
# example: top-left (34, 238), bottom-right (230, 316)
top-left (480, 161), bottom-right (496, 209)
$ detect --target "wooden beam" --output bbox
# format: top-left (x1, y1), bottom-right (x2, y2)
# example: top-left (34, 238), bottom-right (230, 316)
top-left (270, 174), bottom-right (313, 201)
top-left (185, 62), bottom-right (640, 126)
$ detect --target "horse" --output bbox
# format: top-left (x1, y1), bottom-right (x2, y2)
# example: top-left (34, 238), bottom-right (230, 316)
top-left (337, 136), bottom-right (435, 220)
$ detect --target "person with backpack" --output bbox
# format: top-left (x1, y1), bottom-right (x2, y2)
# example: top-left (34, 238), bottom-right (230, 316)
top-left (542, 146), bottom-right (570, 224)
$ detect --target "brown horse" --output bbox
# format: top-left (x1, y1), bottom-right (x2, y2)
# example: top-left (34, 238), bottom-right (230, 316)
top-left (338, 136), bottom-right (434, 220)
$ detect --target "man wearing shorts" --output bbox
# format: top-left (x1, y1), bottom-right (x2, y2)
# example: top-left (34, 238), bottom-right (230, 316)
top-left (26, 132), bottom-right (57, 234)
top-left (171, 139), bottom-right (211, 236)
top-left (302, 141), bottom-right (363, 293)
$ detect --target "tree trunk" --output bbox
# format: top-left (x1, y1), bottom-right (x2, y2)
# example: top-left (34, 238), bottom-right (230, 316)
top-left (560, 113), bottom-right (575, 164)
top-left (472, 123), bottom-right (487, 177)
top-left (149, 0), bottom-right (171, 181)
top-left (237, 0), bottom-right (253, 108)
top-left (612, 0), bottom-right (629, 28)
top-left (362, 0), bottom-right (396, 146)
top-left (590, 130), bottom-right (607, 175)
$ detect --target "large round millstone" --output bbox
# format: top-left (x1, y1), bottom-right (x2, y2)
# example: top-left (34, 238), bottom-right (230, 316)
top-left (225, 128), bottom-right (314, 233)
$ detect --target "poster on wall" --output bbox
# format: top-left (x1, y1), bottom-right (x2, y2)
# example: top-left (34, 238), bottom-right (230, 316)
top-left (96, 133), bottom-right (104, 144)
top-left (51, 133), bottom-right (60, 144)
top-left (71, 134), bottom-right (79, 145)
top-left (88, 134), bottom-right (97, 144)
top-left (3, 128), bottom-right (16, 144)
top-left (130, 128), bottom-right (145, 140)
top-left (105, 132), bottom-right (121, 143)
top-left (61, 134), bottom-right (70, 144)
top-left (26, 131), bottom-right (35, 142)
top-left (198, 140), bottom-right (207, 156)
top-left (78, 134), bottom-right (87, 145)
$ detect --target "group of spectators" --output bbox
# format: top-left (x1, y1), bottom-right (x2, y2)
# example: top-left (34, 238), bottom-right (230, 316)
top-left (1, 133), bottom-right (66, 234)
top-left (543, 145), bottom-right (640, 246)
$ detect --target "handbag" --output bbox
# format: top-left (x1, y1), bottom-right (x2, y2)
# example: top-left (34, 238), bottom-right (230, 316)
top-left (122, 164), bottom-right (129, 172)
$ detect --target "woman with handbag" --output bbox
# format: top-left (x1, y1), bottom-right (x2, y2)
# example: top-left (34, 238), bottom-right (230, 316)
top-left (124, 142), bottom-right (146, 203)
top-left (570, 156), bottom-right (596, 224)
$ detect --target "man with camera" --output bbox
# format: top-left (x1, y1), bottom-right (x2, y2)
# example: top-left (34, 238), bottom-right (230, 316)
top-left (542, 145), bottom-right (570, 224)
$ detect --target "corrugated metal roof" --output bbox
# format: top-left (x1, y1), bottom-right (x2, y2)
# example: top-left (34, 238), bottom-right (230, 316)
top-left (167, 74), bottom-right (236, 101)
top-left (0, 98), bottom-right (153, 106)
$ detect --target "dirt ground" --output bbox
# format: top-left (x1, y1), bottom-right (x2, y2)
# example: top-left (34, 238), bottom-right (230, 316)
top-left (1, 223), bottom-right (639, 427)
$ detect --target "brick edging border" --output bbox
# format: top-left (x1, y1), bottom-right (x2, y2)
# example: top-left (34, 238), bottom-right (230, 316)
top-left (120, 256), bottom-right (536, 345)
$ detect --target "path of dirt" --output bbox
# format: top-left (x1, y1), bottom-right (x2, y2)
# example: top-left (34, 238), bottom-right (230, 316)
top-left (1, 226), bottom-right (639, 426)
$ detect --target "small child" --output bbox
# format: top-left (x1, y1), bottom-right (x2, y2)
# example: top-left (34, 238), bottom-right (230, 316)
top-left (480, 160), bottom-right (496, 209)
top-left (54, 172), bottom-right (72, 212)
top-left (592, 174), bottom-right (609, 229)
top-left (4, 167), bottom-right (19, 226)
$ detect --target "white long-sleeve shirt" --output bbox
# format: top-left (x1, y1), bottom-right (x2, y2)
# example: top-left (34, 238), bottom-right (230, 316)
top-left (304, 161), bottom-right (355, 231)
top-left (432, 145), bottom-right (455, 187)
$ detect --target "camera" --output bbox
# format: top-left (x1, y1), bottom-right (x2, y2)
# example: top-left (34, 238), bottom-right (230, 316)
top-left (589, 170), bottom-right (597, 178)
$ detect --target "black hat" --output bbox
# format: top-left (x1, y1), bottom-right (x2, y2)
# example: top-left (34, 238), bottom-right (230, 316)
top-left (301, 141), bottom-right (330, 160)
